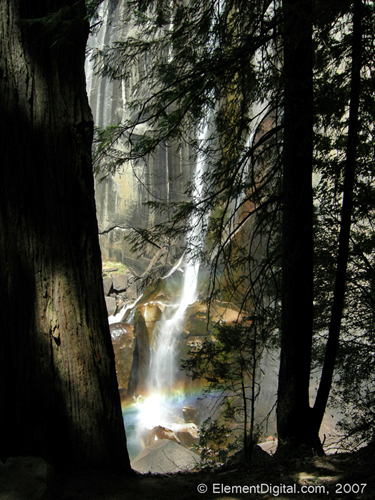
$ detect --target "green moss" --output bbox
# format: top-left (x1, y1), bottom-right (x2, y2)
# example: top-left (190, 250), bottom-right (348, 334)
top-left (102, 260), bottom-right (129, 276)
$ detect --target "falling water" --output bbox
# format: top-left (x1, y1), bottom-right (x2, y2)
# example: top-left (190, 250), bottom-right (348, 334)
top-left (108, 296), bottom-right (141, 326)
top-left (136, 124), bottom-right (207, 431)
top-left (150, 261), bottom-right (200, 395)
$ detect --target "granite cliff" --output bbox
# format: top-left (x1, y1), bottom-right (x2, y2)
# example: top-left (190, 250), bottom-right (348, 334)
top-left (85, 0), bottom-right (194, 265)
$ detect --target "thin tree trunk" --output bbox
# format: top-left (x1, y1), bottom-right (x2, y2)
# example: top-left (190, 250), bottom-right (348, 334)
top-left (0, 0), bottom-right (131, 473)
top-left (241, 372), bottom-right (248, 460)
top-left (277, 0), bottom-right (320, 453)
top-left (248, 323), bottom-right (257, 460)
top-left (312, 0), bottom-right (363, 431)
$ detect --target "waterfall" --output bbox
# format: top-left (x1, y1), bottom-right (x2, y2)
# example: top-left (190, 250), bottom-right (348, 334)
top-left (136, 123), bottom-right (207, 431)
top-left (135, 261), bottom-right (200, 430)
top-left (150, 261), bottom-right (200, 396)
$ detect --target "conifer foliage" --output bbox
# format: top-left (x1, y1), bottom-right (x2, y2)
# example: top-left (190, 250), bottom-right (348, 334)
top-left (93, 0), bottom-right (375, 454)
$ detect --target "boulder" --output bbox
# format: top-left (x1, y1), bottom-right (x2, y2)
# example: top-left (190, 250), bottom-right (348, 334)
top-left (131, 439), bottom-right (200, 474)
top-left (105, 296), bottom-right (116, 316)
top-left (210, 301), bottom-right (242, 323)
top-left (125, 277), bottom-right (138, 300)
top-left (110, 323), bottom-right (137, 391)
top-left (0, 456), bottom-right (55, 500)
top-left (174, 423), bottom-right (200, 449)
top-left (258, 438), bottom-right (277, 455)
top-left (112, 273), bottom-right (128, 292)
top-left (102, 276), bottom-right (113, 296)
top-left (225, 443), bottom-right (273, 469)
top-left (103, 267), bottom-right (119, 273)
top-left (146, 426), bottom-right (180, 446)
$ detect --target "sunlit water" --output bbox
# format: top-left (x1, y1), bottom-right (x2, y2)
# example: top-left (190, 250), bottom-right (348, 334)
top-left (132, 251), bottom-right (201, 442)
top-left (122, 386), bottom-right (205, 460)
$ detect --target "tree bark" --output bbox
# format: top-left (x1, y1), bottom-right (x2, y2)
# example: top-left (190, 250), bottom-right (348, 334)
top-left (277, 0), bottom-right (321, 454)
top-left (0, 0), bottom-right (132, 472)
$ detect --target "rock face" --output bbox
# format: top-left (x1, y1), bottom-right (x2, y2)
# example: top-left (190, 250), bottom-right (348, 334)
top-left (182, 406), bottom-right (198, 423)
top-left (103, 265), bottom-right (140, 317)
top-left (86, 0), bottom-right (194, 265)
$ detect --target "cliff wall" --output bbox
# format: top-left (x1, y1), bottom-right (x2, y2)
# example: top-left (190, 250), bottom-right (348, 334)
top-left (85, 0), bottom-right (193, 267)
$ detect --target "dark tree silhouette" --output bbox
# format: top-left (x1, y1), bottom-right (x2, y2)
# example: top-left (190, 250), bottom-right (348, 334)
top-left (0, 0), bottom-right (132, 472)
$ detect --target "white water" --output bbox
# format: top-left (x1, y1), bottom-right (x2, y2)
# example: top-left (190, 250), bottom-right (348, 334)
top-left (108, 296), bottom-right (141, 327)
top-left (134, 260), bottom-right (200, 431)
top-left (108, 305), bottom-right (127, 326)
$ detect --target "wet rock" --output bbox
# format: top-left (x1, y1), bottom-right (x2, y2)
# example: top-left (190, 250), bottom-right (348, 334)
top-left (131, 439), bottom-right (200, 474)
top-left (0, 456), bottom-right (55, 500)
top-left (146, 426), bottom-right (181, 446)
top-left (138, 303), bottom-right (163, 339)
top-left (131, 310), bottom-right (151, 394)
top-left (138, 278), bottom-right (172, 306)
top-left (116, 293), bottom-right (127, 310)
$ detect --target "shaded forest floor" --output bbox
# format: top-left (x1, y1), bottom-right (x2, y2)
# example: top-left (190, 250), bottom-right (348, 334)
top-left (55, 446), bottom-right (375, 500)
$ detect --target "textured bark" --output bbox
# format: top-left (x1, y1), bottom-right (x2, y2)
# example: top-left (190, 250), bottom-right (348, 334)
top-left (277, 0), bottom-right (321, 454)
top-left (0, 0), bottom-right (131, 472)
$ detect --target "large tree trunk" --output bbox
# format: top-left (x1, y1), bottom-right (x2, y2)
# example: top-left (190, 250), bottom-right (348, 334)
top-left (277, 0), bottom-right (321, 454)
top-left (0, 0), bottom-right (132, 472)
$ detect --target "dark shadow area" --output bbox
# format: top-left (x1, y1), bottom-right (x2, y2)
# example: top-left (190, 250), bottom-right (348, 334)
top-left (52, 445), bottom-right (375, 499)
